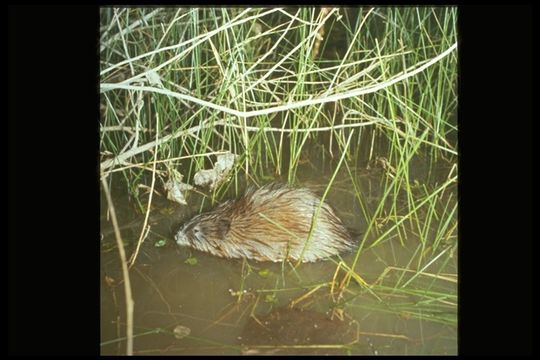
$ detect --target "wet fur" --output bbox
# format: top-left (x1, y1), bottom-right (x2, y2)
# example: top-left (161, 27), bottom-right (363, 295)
top-left (175, 182), bottom-right (356, 262)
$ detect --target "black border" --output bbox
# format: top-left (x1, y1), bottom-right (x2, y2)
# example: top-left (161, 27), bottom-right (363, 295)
top-left (8, 5), bottom-right (100, 356)
top-left (458, 4), bottom-right (534, 356)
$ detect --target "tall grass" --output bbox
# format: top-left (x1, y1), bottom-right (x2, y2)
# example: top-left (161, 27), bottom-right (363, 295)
top-left (100, 7), bottom-right (457, 181)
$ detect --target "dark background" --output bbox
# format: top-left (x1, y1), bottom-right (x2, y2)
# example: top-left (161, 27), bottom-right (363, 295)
top-left (8, 5), bottom-right (535, 356)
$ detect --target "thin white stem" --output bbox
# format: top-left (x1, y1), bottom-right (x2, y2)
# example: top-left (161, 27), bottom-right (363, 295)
top-left (128, 112), bottom-right (160, 268)
top-left (100, 8), bottom-right (162, 53)
top-left (100, 176), bottom-right (134, 355)
top-left (100, 42), bottom-right (458, 119)
top-left (100, 8), bottom-right (279, 78)
top-left (100, 119), bottom-right (227, 172)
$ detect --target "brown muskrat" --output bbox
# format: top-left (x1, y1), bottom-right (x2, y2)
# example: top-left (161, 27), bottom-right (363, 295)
top-left (174, 182), bottom-right (356, 262)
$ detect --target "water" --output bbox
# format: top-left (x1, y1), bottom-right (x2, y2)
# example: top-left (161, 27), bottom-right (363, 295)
top-left (100, 161), bottom-right (457, 355)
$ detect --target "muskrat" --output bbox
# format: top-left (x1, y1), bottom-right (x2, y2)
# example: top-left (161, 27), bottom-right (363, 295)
top-left (174, 182), bottom-right (356, 262)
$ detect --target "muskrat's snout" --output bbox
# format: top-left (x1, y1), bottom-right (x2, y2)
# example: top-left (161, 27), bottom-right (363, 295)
top-left (174, 219), bottom-right (207, 247)
top-left (174, 224), bottom-right (188, 246)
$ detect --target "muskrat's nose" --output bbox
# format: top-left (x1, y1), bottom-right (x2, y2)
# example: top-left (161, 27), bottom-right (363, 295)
top-left (175, 229), bottom-right (190, 246)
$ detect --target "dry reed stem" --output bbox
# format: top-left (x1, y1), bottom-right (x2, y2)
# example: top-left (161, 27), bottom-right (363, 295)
top-left (100, 176), bottom-right (134, 355)
top-left (128, 112), bottom-right (160, 268)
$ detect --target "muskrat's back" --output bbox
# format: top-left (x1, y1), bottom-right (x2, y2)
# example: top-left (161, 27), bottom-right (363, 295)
top-left (175, 182), bottom-right (355, 262)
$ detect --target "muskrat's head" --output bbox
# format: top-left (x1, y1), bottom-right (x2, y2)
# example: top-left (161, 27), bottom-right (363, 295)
top-left (174, 210), bottom-right (231, 253)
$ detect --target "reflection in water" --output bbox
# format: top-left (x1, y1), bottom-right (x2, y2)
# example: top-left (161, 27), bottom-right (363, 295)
top-left (239, 306), bottom-right (364, 355)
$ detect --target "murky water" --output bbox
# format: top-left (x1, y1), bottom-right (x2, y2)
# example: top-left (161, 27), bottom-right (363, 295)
top-left (100, 160), bottom-right (457, 355)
